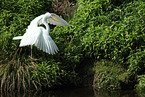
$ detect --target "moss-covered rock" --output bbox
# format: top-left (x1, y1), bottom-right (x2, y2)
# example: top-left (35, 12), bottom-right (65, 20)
top-left (93, 60), bottom-right (125, 90)
top-left (92, 60), bottom-right (138, 90)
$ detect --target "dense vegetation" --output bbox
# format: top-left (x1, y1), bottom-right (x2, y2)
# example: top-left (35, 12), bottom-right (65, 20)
top-left (0, 0), bottom-right (145, 93)
top-left (53, 0), bottom-right (145, 90)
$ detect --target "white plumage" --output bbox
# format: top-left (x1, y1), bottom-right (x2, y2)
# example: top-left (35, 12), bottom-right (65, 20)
top-left (13, 12), bottom-right (69, 57)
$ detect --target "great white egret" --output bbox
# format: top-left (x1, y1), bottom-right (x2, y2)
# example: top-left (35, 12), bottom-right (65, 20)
top-left (13, 12), bottom-right (70, 57)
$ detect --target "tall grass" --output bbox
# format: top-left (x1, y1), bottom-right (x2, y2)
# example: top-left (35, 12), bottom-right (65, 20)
top-left (0, 57), bottom-right (35, 92)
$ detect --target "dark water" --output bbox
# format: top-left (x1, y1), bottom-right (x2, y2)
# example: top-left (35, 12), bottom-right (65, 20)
top-left (1, 87), bottom-right (144, 97)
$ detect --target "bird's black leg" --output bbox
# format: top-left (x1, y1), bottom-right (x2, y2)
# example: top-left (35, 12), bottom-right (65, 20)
top-left (31, 45), bottom-right (32, 57)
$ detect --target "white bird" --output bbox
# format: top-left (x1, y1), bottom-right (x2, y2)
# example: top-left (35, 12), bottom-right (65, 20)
top-left (13, 12), bottom-right (70, 57)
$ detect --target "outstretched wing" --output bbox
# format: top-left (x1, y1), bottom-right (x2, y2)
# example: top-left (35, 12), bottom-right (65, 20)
top-left (43, 34), bottom-right (59, 54)
top-left (47, 13), bottom-right (70, 26)
top-left (34, 29), bottom-right (59, 55)
top-left (36, 13), bottom-right (70, 26)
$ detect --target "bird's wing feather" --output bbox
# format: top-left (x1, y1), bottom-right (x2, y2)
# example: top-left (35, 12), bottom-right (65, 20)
top-left (45, 35), bottom-right (59, 54)
top-left (34, 29), bottom-right (44, 51)
top-left (44, 35), bottom-right (59, 54)
top-left (47, 13), bottom-right (70, 26)
top-left (36, 13), bottom-right (69, 26)
top-left (35, 30), bottom-right (59, 54)
top-left (19, 27), bottom-right (41, 47)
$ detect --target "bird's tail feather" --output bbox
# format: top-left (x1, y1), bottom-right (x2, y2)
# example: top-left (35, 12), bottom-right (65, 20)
top-left (13, 36), bottom-right (23, 40)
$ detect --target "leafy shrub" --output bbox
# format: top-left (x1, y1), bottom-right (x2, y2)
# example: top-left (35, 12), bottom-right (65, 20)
top-left (32, 61), bottom-right (62, 89)
top-left (127, 50), bottom-right (145, 74)
top-left (53, 0), bottom-right (145, 66)
top-left (82, 1), bottom-right (145, 63)
top-left (52, 0), bottom-right (145, 89)
top-left (31, 61), bottom-right (78, 89)
top-left (136, 75), bottom-right (145, 97)
top-left (136, 75), bottom-right (145, 91)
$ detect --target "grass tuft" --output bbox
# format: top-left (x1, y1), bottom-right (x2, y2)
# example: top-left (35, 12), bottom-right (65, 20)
top-left (0, 56), bottom-right (36, 92)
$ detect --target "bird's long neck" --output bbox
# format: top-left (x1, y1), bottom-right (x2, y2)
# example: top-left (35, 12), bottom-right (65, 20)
top-left (42, 16), bottom-right (50, 32)
top-left (43, 22), bottom-right (50, 32)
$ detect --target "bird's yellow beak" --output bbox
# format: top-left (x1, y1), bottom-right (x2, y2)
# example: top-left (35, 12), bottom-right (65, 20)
top-left (52, 17), bottom-right (59, 22)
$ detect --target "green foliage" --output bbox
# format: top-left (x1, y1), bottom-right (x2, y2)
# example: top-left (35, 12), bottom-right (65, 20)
top-left (82, 1), bottom-right (145, 63)
top-left (0, 0), bottom-right (54, 15)
top-left (93, 60), bottom-right (125, 90)
top-left (136, 75), bottom-right (145, 91)
top-left (31, 60), bottom-right (79, 89)
top-left (52, 0), bottom-right (145, 90)
top-left (0, 9), bottom-right (32, 91)
top-left (136, 75), bottom-right (145, 97)
top-left (32, 61), bottom-right (64, 88)
top-left (127, 50), bottom-right (145, 74)
top-left (53, 0), bottom-right (145, 67)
